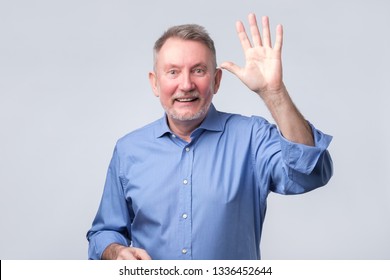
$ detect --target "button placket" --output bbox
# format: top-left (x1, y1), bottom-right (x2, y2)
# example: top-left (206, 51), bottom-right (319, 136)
top-left (179, 144), bottom-right (193, 259)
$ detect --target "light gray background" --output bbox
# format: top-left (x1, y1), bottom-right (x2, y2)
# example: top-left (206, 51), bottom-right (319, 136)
top-left (1, 0), bottom-right (389, 259)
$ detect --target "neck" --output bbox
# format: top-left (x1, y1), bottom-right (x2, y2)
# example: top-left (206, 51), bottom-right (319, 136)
top-left (167, 117), bottom-right (205, 142)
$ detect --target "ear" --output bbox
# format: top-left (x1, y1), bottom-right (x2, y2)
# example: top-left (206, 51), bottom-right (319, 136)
top-left (213, 68), bottom-right (223, 94)
top-left (148, 71), bottom-right (159, 97)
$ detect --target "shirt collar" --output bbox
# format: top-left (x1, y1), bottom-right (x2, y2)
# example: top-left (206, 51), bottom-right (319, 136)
top-left (155, 103), bottom-right (224, 138)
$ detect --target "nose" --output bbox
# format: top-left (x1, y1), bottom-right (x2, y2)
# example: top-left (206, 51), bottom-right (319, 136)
top-left (179, 72), bottom-right (195, 92)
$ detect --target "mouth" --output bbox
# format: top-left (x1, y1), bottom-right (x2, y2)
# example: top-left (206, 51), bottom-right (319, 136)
top-left (175, 97), bottom-right (199, 103)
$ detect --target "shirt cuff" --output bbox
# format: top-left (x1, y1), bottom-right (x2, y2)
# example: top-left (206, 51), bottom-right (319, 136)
top-left (88, 231), bottom-right (129, 260)
top-left (280, 123), bottom-right (333, 175)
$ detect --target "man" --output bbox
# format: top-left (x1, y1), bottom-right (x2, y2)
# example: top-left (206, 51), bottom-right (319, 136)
top-left (87, 13), bottom-right (333, 260)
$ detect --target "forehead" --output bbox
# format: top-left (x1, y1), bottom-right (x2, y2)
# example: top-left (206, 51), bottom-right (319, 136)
top-left (156, 38), bottom-right (213, 67)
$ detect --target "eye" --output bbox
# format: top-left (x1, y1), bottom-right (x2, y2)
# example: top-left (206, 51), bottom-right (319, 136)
top-left (193, 68), bottom-right (206, 76)
top-left (167, 69), bottom-right (179, 78)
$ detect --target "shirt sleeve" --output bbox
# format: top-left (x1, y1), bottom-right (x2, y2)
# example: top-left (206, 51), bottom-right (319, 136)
top-left (254, 119), bottom-right (333, 195)
top-left (86, 145), bottom-right (132, 259)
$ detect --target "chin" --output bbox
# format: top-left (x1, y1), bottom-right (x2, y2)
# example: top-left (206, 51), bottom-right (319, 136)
top-left (168, 108), bottom-right (207, 122)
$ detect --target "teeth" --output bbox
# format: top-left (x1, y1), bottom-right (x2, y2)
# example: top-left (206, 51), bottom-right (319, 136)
top-left (177, 98), bottom-right (195, 102)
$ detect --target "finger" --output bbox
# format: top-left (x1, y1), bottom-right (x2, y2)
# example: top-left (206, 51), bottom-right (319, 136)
top-left (236, 20), bottom-right (252, 51)
top-left (118, 249), bottom-right (138, 260)
top-left (122, 247), bottom-right (138, 260)
top-left (248, 13), bottom-right (262, 46)
top-left (134, 248), bottom-right (152, 260)
top-left (262, 16), bottom-right (272, 48)
top-left (273, 24), bottom-right (283, 52)
top-left (220, 61), bottom-right (242, 78)
top-left (127, 254), bottom-right (138, 260)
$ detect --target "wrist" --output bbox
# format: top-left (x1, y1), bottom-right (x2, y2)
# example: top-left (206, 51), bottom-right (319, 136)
top-left (102, 243), bottom-right (126, 260)
top-left (261, 85), bottom-right (290, 112)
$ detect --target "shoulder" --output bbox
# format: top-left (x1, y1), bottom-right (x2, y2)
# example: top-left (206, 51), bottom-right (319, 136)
top-left (215, 110), bottom-right (280, 149)
top-left (218, 110), bottom-right (272, 131)
top-left (115, 118), bottom-right (163, 150)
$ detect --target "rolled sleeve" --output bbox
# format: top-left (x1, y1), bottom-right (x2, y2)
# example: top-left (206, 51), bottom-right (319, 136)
top-left (280, 123), bottom-right (333, 175)
top-left (88, 231), bottom-right (129, 260)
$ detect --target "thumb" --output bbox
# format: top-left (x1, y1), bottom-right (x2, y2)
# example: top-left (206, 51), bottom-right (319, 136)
top-left (220, 61), bottom-right (242, 77)
top-left (134, 248), bottom-right (152, 260)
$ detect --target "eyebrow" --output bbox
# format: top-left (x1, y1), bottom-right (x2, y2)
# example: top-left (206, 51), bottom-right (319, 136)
top-left (163, 62), bottom-right (209, 69)
top-left (191, 63), bottom-right (208, 69)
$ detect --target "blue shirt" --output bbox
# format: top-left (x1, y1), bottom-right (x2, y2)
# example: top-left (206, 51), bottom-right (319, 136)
top-left (87, 104), bottom-right (333, 260)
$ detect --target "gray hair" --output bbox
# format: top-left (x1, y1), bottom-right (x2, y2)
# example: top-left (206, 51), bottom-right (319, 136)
top-left (153, 24), bottom-right (217, 70)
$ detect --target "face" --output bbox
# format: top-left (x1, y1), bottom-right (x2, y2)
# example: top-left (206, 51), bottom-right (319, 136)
top-left (149, 38), bottom-right (222, 127)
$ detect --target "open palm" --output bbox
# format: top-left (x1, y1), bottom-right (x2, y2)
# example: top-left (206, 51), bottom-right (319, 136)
top-left (221, 14), bottom-right (284, 98)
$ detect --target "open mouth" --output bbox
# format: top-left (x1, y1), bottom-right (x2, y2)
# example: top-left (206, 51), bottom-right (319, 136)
top-left (175, 97), bottom-right (199, 103)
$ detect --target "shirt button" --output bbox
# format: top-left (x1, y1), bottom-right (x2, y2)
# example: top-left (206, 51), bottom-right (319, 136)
top-left (182, 213), bottom-right (188, 219)
top-left (172, 134), bottom-right (176, 138)
top-left (183, 179), bottom-right (188, 185)
top-left (182, 249), bottom-right (187, 254)
top-left (185, 147), bottom-right (190, 152)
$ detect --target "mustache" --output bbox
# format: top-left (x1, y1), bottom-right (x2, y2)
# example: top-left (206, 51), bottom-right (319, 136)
top-left (172, 91), bottom-right (200, 99)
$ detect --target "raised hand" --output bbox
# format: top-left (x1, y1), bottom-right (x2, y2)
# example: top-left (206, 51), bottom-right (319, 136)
top-left (222, 13), bottom-right (314, 146)
top-left (221, 13), bottom-right (285, 99)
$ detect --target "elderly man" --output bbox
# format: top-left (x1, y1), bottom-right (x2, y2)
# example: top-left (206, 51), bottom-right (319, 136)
top-left (87, 13), bottom-right (333, 260)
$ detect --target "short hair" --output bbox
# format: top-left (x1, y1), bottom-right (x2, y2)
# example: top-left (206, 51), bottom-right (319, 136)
top-left (153, 24), bottom-right (217, 70)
